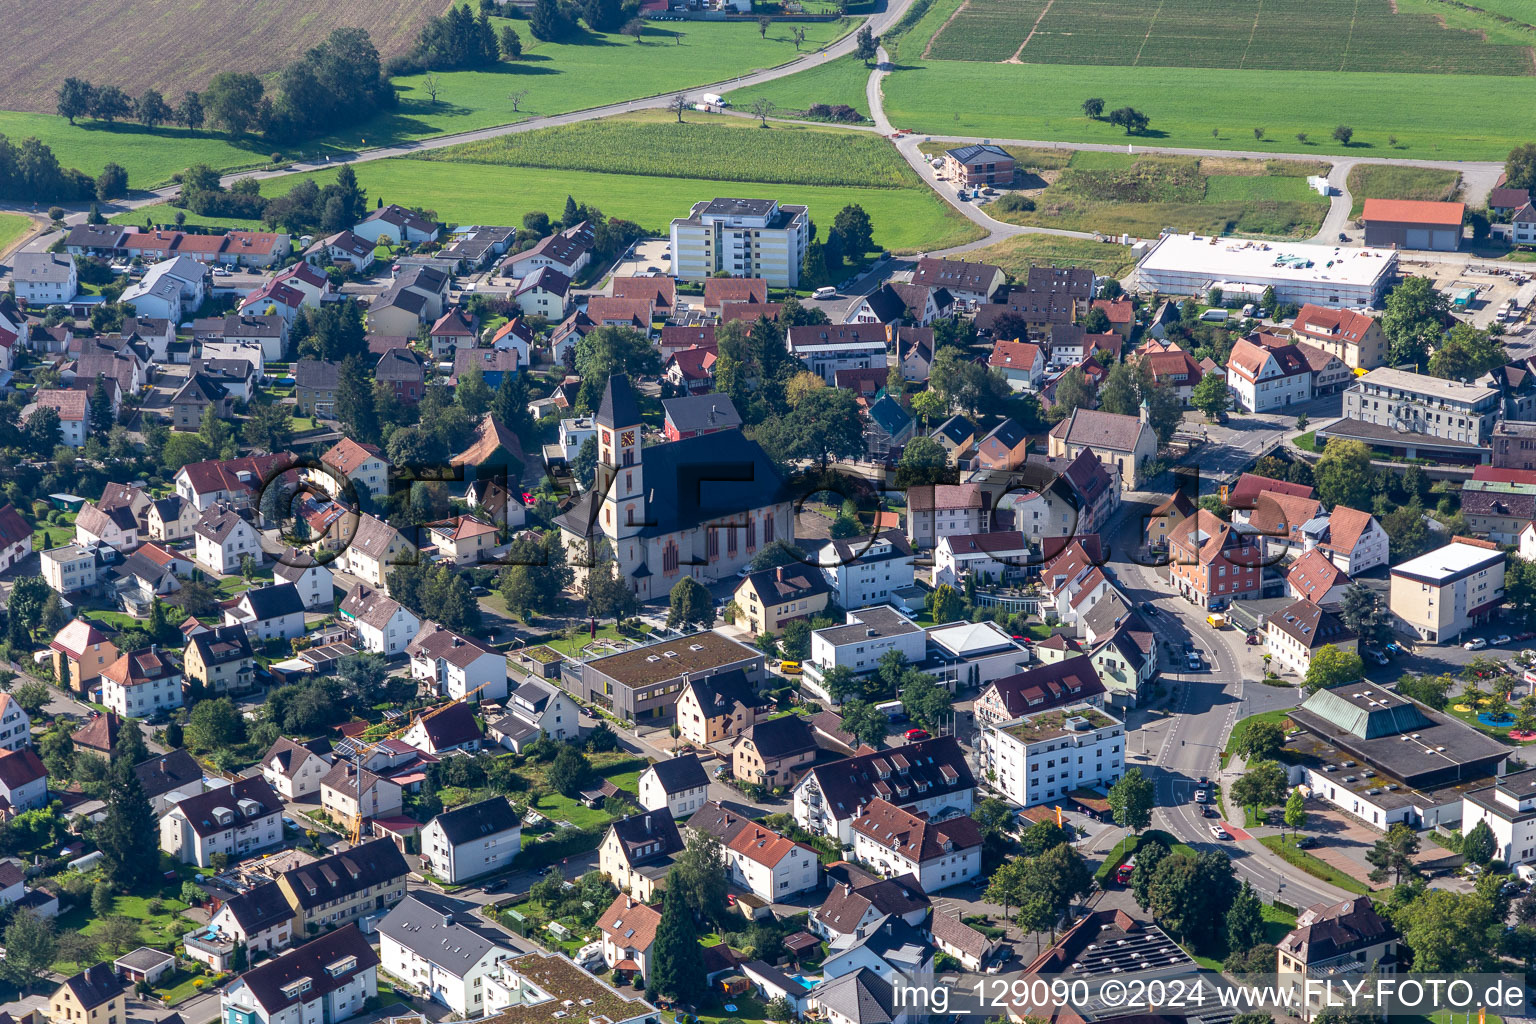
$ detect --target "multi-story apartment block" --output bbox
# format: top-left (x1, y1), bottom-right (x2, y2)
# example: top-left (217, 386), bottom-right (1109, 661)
top-left (670, 198), bottom-right (809, 288)
top-left (1330, 367), bottom-right (1501, 462)
top-left (979, 703), bottom-right (1124, 807)
top-left (1389, 537), bottom-right (1506, 644)
top-left (817, 530), bottom-right (916, 610)
top-left (274, 838), bottom-right (409, 932)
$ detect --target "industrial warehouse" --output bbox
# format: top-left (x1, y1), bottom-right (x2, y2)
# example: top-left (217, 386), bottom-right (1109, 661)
top-left (1134, 233), bottom-right (1399, 307)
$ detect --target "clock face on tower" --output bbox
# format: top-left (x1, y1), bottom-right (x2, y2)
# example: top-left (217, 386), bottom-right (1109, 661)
top-left (621, 430), bottom-right (636, 447)
top-left (601, 430), bottom-right (611, 446)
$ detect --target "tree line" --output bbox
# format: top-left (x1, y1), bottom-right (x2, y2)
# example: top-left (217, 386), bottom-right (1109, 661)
top-left (57, 26), bottom-right (395, 145)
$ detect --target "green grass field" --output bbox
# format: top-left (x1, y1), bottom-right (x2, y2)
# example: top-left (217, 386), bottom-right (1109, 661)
top-left (930, 0), bottom-right (1535, 73)
top-left (1, 16), bottom-right (861, 188)
top-left (420, 111), bottom-right (913, 187)
top-left (987, 151), bottom-right (1328, 239)
top-left (1224, 708), bottom-right (1295, 757)
top-left (1261, 834), bottom-right (1372, 894)
top-left (885, 0), bottom-right (965, 60)
top-left (879, 61), bottom-right (1536, 159)
top-left (248, 152), bottom-right (984, 252)
top-left (724, 55), bottom-right (874, 120)
top-left (962, 233), bottom-right (1138, 279)
top-left (1397, 0), bottom-right (1536, 45)
top-left (0, 213), bottom-right (35, 255)
top-left (1346, 164), bottom-right (1463, 217)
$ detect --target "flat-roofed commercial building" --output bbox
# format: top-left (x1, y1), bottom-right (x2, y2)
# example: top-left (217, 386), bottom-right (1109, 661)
top-left (577, 632), bottom-right (764, 721)
top-left (1135, 233), bottom-right (1397, 307)
top-left (1389, 537), bottom-right (1505, 644)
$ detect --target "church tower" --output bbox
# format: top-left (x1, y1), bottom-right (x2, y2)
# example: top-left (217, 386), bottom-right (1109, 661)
top-left (595, 374), bottom-right (645, 545)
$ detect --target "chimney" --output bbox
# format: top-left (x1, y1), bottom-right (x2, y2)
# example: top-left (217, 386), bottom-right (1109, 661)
top-left (644, 815), bottom-right (652, 834)
top-left (625, 896), bottom-right (634, 909)
top-left (776, 565), bottom-right (786, 584)
top-left (159, 757), bottom-right (167, 773)
top-left (842, 883), bottom-right (852, 896)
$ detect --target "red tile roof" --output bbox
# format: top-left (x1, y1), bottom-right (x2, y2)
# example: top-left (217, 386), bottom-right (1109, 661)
top-left (1360, 198), bottom-right (1465, 226)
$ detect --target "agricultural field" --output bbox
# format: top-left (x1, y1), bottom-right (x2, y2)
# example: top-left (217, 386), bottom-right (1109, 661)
top-left (883, 0), bottom-right (965, 60)
top-left (926, 0), bottom-right (1049, 61)
top-left (1346, 164), bottom-right (1462, 217)
top-left (878, 60), bottom-right (1536, 159)
top-left (245, 156), bottom-right (985, 252)
top-left (964, 233), bottom-right (1138, 279)
top-left (986, 152), bottom-right (1329, 239)
top-left (1396, 0), bottom-right (1536, 45)
top-left (418, 111), bottom-right (913, 187)
top-left (0, 0), bottom-right (442, 114)
top-left (723, 55), bottom-right (873, 120)
top-left (0, 15), bottom-right (859, 188)
top-left (928, 0), bottom-right (1534, 74)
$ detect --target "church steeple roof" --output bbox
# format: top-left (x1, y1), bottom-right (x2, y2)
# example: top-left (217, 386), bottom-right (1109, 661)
top-left (597, 374), bottom-right (641, 428)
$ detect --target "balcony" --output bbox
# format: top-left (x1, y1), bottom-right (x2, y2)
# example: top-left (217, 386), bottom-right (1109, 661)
top-left (184, 926), bottom-right (237, 959)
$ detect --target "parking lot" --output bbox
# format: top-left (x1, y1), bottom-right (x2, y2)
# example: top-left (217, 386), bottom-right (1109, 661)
top-left (1398, 256), bottom-right (1534, 330)
top-left (608, 238), bottom-right (672, 281)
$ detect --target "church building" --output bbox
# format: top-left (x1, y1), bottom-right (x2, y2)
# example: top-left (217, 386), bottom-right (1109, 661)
top-left (555, 375), bottom-right (795, 600)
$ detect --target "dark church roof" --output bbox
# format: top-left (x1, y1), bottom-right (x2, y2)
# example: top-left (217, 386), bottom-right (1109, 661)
top-left (597, 374), bottom-right (642, 429)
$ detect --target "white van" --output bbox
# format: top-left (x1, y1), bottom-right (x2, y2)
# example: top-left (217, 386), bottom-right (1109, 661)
top-left (1518, 864), bottom-right (1536, 885)
top-left (813, 286), bottom-right (837, 299)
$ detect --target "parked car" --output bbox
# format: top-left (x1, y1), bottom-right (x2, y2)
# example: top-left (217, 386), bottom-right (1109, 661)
top-left (1209, 824), bottom-right (1230, 840)
top-left (1465, 638), bottom-right (1489, 651)
top-left (1296, 835), bottom-right (1319, 849)
top-left (1338, 232), bottom-right (1350, 242)
top-left (1365, 648), bottom-right (1390, 666)
top-left (904, 728), bottom-right (930, 741)
top-left (1187, 651), bottom-right (1202, 671)
top-left (1494, 635), bottom-right (1513, 646)
top-left (1245, 632), bottom-right (1261, 645)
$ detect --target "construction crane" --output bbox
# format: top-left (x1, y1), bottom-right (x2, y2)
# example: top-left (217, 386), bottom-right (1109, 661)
top-left (345, 682), bottom-right (491, 844)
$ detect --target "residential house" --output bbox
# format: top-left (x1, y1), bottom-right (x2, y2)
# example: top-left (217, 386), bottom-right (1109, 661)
top-left (319, 762), bottom-right (404, 834)
top-left (121, 256), bottom-right (208, 323)
top-left (662, 347), bottom-right (719, 396)
top-left (354, 205), bottom-right (439, 245)
top-left (23, 389), bottom-right (88, 447)
top-left (1276, 897), bottom-right (1398, 1022)
top-left (810, 866), bottom-right (931, 948)
top-left (339, 584), bottom-right (421, 657)
top-left (320, 438), bottom-right (390, 501)
top-left (175, 453), bottom-right (296, 512)
top-left (224, 583), bottom-right (306, 642)
top-left (808, 969), bottom-right (908, 1024)
top-left (170, 373), bottom-right (237, 429)
top-left (377, 895), bottom-right (511, 1016)
top-left (971, 416), bottom-right (1030, 471)
top-left (193, 504), bottom-right (260, 575)
top-left (1287, 549), bottom-right (1352, 608)
top-left (571, 630), bottom-right (766, 723)
top-left (817, 530), bottom-right (916, 611)
top-left (159, 776), bottom-right (284, 867)
top-left (1167, 508), bottom-right (1265, 609)
top-left (897, 326), bottom-right (934, 382)
top-left (486, 680), bottom-right (579, 752)
top-left (674, 671), bottom-right (771, 747)
top-left (662, 393), bottom-right (740, 441)
top-left (819, 916), bottom-right (934, 983)
top-left (1091, 297), bottom-right (1135, 338)
top-left (220, 925), bottom-right (378, 1024)
top-left (586, 296), bottom-right (655, 335)
top-left (0, 503), bottom-right (27, 574)
top-left (49, 619), bottom-right (119, 696)
top-left (1047, 408), bottom-right (1158, 490)
top-left (274, 547), bottom-right (334, 611)
top-left (1252, 331), bottom-right (1353, 396)
top-left (989, 340), bottom-right (1045, 388)
top-left (686, 802), bottom-right (820, 901)
top-left (599, 810), bottom-right (684, 901)
top-left (1266, 599), bottom-right (1357, 678)
top-left (734, 563), bottom-right (834, 636)
top-left (807, 607), bottom-right (926, 685)
top-left (596, 894), bottom-right (661, 980)
top-left (929, 913), bottom-right (996, 971)
top-left (637, 754), bottom-right (710, 820)
top-left (340, 515), bottom-right (416, 591)
top-left (941, 144), bottom-right (1015, 186)
top-left (503, 229), bottom-right (590, 279)
top-left (905, 483), bottom-right (985, 550)
top-left (786, 325), bottom-right (887, 384)
top-left (186, 881), bottom-right (295, 970)
top-left (979, 703), bottom-right (1124, 808)
top-left (848, 797), bottom-right (982, 890)
top-left (146, 495), bottom-right (199, 543)
top-left (13, 252), bottom-right (77, 306)
top-left (429, 309), bottom-right (479, 359)
top-left (259, 737), bottom-right (333, 801)
top-left (910, 257), bottom-right (1005, 305)
top-left (791, 736), bottom-right (975, 844)
top-left (294, 360), bottom-right (340, 419)
top-left (0, 695), bottom-right (29, 754)
top-left (935, 531), bottom-right (1029, 586)
top-left (972, 655), bottom-right (1108, 727)
top-left (1226, 337), bottom-right (1314, 412)
top-left (74, 501), bottom-right (138, 553)
top-left (306, 230), bottom-right (376, 273)
top-left (399, 702), bottom-right (485, 755)
top-left (419, 798), bottom-right (522, 884)
top-left (216, 314), bottom-right (289, 362)
top-left (423, 515), bottom-right (499, 566)
top-left (42, 544), bottom-right (98, 595)
top-left (732, 714), bottom-right (819, 789)
top-left (100, 647), bottom-right (182, 718)
top-left (375, 347), bottom-right (426, 404)
top-left (48, 965), bottom-right (124, 1024)
top-left (185, 624), bottom-right (256, 696)
top-left (0, 749), bottom-right (47, 815)
top-left (408, 623), bottom-right (508, 702)
top-left (514, 267), bottom-right (571, 319)
top-left (275, 838), bottom-right (409, 932)
top-left (932, 415), bottom-right (976, 462)
top-left (135, 749), bottom-right (207, 815)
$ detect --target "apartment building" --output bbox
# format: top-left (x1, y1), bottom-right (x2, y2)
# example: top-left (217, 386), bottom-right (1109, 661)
top-left (670, 198), bottom-right (809, 288)
top-left (274, 838), bottom-right (410, 932)
top-left (1389, 537), bottom-right (1506, 643)
top-left (979, 703), bottom-right (1124, 807)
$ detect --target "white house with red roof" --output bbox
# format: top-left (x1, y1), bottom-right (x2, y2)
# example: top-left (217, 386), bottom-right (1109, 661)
top-left (100, 647), bottom-right (183, 718)
top-left (1287, 548), bottom-right (1352, 608)
top-left (904, 483), bottom-right (985, 550)
top-left (319, 438), bottom-right (390, 500)
top-left (0, 503), bottom-right (30, 574)
top-left (424, 515), bottom-right (499, 566)
top-left (1226, 337), bottom-right (1313, 413)
top-left (175, 454), bottom-right (296, 512)
top-left (848, 797), bottom-right (982, 891)
top-left (23, 389), bottom-right (88, 447)
top-left (663, 347), bottom-right (717, 394)
top-left (0, 749), bottom-right (48, 815)
top-left (934, 531), bottom-right (1029, 586)
top-left (988, 340), bottom-right (1044, 387)
top-left (407, 622), bottom-right (508, 702)
top-left (429, 309), bottom-right (479, 359)
top-left (489, 318), bottom-right (533, 364)
top-left (354, 204), bottom-right (440, 246)
top-left (238, 279), bottom-right (305, 322)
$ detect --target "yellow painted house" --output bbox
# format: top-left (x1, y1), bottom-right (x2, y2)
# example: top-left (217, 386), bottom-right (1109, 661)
top-left (50, 964), bottom-right (125, 1024)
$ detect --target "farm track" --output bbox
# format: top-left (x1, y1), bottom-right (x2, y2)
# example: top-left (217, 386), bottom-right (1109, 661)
top-left (1010, 0), bottom-right (1059, 62)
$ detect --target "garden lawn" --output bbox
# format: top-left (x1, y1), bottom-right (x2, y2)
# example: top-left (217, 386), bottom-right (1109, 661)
top-left (0, 213), bottom-right (33, 255)
top-left (153, 969), bottom-right (212, 1006)
top-left (51, 893), bottom-right (197, 973)
top-left (723, 55), bottom-right (874, 120)
top-left (112, 203), bottom-right (267, 231)
top-left (32, 510), bottom-right (75, 551)
top-left (1224, 708), bottom-right (1296, 758)
top-left (958, 233), bottom-right (1137, 281)
top-left (260, 158), bottom-right (983, 252)
top-left (1, 16), bottom-right (862, 188)
top-left (1346, 164), bottom-right (1464, 217)
top-left (878, 62), bottom-right (1536, 160)
top-left (1260, 834), bottom-right (1371, 894)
